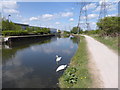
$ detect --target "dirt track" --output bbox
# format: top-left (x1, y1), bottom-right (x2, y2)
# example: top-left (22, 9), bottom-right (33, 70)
top-left (84, 35), bottom-right (118, 88)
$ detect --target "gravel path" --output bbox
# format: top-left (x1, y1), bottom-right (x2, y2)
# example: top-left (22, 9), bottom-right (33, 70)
top-left (84, 35), bottom-right (118, 88)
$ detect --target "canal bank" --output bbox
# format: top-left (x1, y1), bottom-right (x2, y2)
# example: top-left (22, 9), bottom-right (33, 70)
top-left (59, 36), bottom-right (92, 88)
top-left (2, 34), bottom-right (55, 44)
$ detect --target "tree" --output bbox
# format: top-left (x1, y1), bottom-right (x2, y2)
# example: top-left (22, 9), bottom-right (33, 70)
top-left (71, 27), bottom-right (81, 34)
top-left (63, 31), bottom-right (70, 34)
top-left (2, 19), bottom-right (22, 30)
top-left (15, 24), bottom-right (22, 30)
top-left (57, 30), bottom-right (61, 33)
top-left (97, 16), bottom-right (120, 36)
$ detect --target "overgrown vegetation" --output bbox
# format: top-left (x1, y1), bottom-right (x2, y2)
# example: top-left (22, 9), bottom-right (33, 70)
top-left (2, 30), bottom-right (28, 36)
top-left (80, 16), bottom-right (119, 52)
top-left (92, 35), bottom-right (119, 54)
top-left (80, 16), bottom-right (119, 36)
top-left (59, 36), bottom-right (92, 88)
top-left (2, 19), bottom-right (22, 31)
top-left (70, 26), bottom-right (82, 34)
top-left (96, 16), bottom-right (119, 36)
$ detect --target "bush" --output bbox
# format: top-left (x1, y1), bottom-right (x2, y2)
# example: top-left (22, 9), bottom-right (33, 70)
top-left (2, 30), bottom-right (29, 36)
top-left (97, 16), bottom-right (120, 36)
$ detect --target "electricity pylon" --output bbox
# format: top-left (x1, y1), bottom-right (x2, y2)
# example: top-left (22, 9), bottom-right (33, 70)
top-left (77, 1), bottom-right (90, 33)
top-left (97, 0), bottom-right (108, 31)
top-left (98, 0), bottom-right (108, 20)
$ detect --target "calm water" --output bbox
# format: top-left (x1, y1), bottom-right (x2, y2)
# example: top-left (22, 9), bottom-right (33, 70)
top-left (2, 36), bottom-right (79, 88)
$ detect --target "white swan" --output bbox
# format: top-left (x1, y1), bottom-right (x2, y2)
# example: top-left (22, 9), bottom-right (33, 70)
top-left (4, 37), bottom-right (9, 42)
top-left (56, 55), bottom-right (62, 62)
top-left (56, 65), bottom-right (67, 72)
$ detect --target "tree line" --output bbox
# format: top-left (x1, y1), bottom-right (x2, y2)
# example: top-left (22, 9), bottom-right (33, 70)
top-left (2, 18), bottom-right (50, 36)
top-left (70, 16), bottom-right (119, 37)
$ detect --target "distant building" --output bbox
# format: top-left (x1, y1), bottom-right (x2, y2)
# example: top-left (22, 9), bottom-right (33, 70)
top-left (14, 23), bottom-right (58, 34)
top-left (29, 26), bottom-right (40, 30)
top-left (14, 23), bottom-right (29, 30)
top-left (50, 28), bottom-right (57, 34)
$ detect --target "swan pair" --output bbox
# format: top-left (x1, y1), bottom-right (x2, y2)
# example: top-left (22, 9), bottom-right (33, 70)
top-left (55, 55), bottom-right (67, 72)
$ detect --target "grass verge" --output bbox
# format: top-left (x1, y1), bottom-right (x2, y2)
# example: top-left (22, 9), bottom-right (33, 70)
top-left (59, 36), bottom-right (92, 88)
top-left (91, 35), bottom-right (119, 54)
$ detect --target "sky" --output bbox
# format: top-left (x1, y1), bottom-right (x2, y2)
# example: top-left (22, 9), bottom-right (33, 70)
top-left (1, 0), bottom-right (119, 31)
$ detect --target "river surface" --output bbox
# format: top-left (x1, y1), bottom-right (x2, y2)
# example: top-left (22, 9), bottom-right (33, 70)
top-left (2, 36), bottom-right (79, 88)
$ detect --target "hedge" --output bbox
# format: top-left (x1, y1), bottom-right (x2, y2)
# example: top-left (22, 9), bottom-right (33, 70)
top-left (2, 30), bottom-right (29, 36)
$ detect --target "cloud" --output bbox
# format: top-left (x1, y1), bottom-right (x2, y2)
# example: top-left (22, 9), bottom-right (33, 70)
top-left (61, 12), bottom-right (73, 17)
top-left (2, 1), bottom-right (19, 14)
top-left (2, 1), bottom-right (17, 9)
top-left (69, 18), bottom-right (74, 21)
top-left (29, 11), bottom-right (74, 22)
top-left (55, 22), bottom-right (60, 24)
top-left (29, 14), bottom-right (54, 21)
top-left (108, 13), bottom-right (118, 17)
top-left (107, 3), bottom-right (117, 11)
top-left (88, 14), bottom-right (98, 19)
top-left (94, 2), bottom-right (117, 12)
top-left (16, 14), bottom-right (22, 18)
top-left (93, 6), bottom-right (100, 12)
top-left (29, 17), bottom-right (39, 21)
top-left (3, 8), bottom-right (19, 14)
top-left (83, 3), bottom-right (97, 10)
top-left (41, 14), bottom-right (53, 19)
top-left (89, 22), bottom-right (97, 30)
top-left (81, 14), bottom-right (99, 20)
top-left (71, 7), bottom-right (74, 10)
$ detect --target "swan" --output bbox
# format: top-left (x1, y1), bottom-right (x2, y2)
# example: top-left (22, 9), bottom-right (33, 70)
top-left (4, 37), bottom-right (9, 42)
top-left (56, 65), bottom-right (67, 72)
top-left (56, 55), bottom-right (62, 62)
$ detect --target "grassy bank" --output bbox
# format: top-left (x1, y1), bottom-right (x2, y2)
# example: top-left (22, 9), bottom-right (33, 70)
top-left (59, 36), bottom-right (92, 88)
top-left (91, 35), bottom-right (119, 54)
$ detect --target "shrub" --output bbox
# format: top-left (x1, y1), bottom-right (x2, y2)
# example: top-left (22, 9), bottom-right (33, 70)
top-left (2, 30), bottom-right (28, 36)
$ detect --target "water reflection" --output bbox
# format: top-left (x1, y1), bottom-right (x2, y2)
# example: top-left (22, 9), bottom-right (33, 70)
top-left (70, 36), bottom-right (80, 44)
top-left (2, 36), bottom-right (54, 62)
top-left (2, 36), bottom-right (78, 88)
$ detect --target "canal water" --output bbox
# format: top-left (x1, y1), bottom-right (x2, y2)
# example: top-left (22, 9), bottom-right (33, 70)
top-left (2, 36), bottom-right (79, 88)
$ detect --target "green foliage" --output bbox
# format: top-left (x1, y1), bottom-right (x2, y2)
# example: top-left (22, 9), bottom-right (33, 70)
top-left (97, 16), bottom-right (120, 36)
top-left (58, 30), bottom-right (61, 33)
top-left (2, 30), bottom-right (28, 36)
top-left (26, 27), bottom-right (33, 32)
top-left (2, 19), bottom-right (22, 31)
top-left (63, 31), bottom-right (70, 34)
top-left (82, 30), bottom-right (101, 35)
top-left (71, 27), bottom-right (81, 34)
top-left (79, 16), bottom-right (119, 36)
top-left (2, 18), bottom-right (50, 36)
top-left (42, 28), bottom-right (50, 34)
top-left (64, 67), bottom-right (78, 84)
top-left (59, 36), bottom-right (92, 88)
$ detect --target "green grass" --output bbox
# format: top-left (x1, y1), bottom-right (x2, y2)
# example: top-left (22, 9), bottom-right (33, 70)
top-left (91, 35), bottom-right (119, 54)
top-left (59, 36), bottom-right (92, 88)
